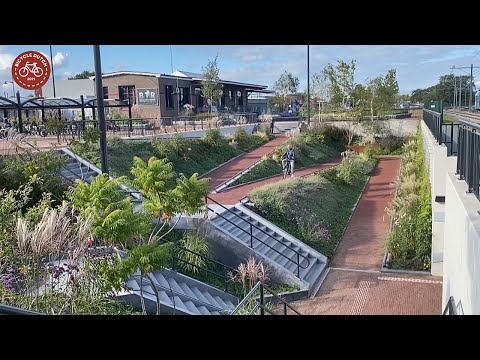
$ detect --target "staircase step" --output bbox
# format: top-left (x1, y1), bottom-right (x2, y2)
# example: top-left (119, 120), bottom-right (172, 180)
top-left (213, 295), bottom-right (230, 309)
top-left (178, 282), bottom-right (198, 300)
top-left (183, 300), bottom-right (201, 314)
top-left (166, 278), bottom-right (184, 296)
top-left (153, 272), bottom-right (170, 289)
top-left (201, 291), bottom-right (223, 309)
top-left (191, 287), bottom-right (210, 304)
top-left (197, 305), bottom-right (212, 315)
top-left (172, 296), bottom-right (187, 312)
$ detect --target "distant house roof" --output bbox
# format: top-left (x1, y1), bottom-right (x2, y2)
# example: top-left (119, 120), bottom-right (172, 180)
top-left (96, 70), bottom-right (268, 91)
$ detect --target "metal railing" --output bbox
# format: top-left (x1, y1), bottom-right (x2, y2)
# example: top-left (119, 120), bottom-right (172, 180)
top-left (206, 196), bottom-right (310, 278)
top-left (443, 296), bottom-right (455, 315)
top-left (456, 119), bottom-right (480, 199)
top-left (230, 281), bottom-right (301, 315)
top-left (130, 274), bottom-right (228, 314)
top-left (165, 239), bottom-right (237, 293)
top-left (423, 109), bottom-right (459, 156)
top-left (0, 304), bottom-right (43, 315)
top-left (10, 112), bottom-right (259, 141)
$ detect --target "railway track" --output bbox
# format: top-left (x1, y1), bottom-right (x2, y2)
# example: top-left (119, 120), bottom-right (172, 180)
top-left (444, 110), bottom-right (480, 123)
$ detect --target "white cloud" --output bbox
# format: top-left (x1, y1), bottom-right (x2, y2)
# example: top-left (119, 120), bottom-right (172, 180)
top-left (0, 52), bottom-right (14, 71)
top-left (53, 52), bottom-right (67, 67)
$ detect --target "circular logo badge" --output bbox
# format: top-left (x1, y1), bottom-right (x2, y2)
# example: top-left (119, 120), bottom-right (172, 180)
top-left (11, 51), bottom-right (51, 91)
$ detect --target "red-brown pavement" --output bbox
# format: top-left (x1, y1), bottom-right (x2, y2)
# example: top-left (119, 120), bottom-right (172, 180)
top-left (289, 156), bottom-right (443, 315)
top-left (330, 156), bottom-right (400, 270)
top-left (208, 158), bottom-right (342, 205)
top-left (205, 135), bottom-right (287, 191)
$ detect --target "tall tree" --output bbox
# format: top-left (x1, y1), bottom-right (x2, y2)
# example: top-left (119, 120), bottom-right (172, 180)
top-left (410, 74), bottom-right (474, 105)
top-left (324, 60), bottom-right (356, 108)
top-left (311, 70), bottom-right (330, 121)
top-left (273, 71), bottom-right (300, 112)
top-left (68, 70), bottom-right (95, 80)
top-left (201, 56), bottom-right (223, 113)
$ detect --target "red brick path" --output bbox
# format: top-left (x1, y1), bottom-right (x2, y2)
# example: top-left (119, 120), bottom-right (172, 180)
top-left (330, 156), bottom-right (400, 270)
top-left (206, 135), bottom-right (287, 191)
top-left (208, 158), bottom-right (342, 205)
top-left (290, 269), bottom-right (442, 315)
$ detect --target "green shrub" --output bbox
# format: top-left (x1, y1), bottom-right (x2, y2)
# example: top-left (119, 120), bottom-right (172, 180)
top-left (232, 127), bottom-right (249, 143)
top-left (203, 129), bottom-right (223, 147)
top-left (378, 135), bottom-right (405, 154)
top-left (386, 123), bottom-right (431, 270)
top-left (83, 127), bottom-right (100, 146)
top-left (177, 231), bottom-right (210, 274)
top-left (248, 168), bottom-right (369, 257)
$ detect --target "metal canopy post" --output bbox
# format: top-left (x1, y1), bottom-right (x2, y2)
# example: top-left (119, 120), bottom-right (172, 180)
top-left (16, 91), bottom-right (23, 133)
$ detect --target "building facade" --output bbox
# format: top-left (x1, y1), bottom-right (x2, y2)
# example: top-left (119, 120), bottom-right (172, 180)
top-left (98, 71), bottom-right (269, 119)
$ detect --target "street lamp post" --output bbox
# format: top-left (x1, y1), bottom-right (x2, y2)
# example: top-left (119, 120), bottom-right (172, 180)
top-left (4, 81), bottom-right (15, 97)
top-left (307, 45), bottom-right (310, 126)
top-left (93, 45), bottom-right (108, 174)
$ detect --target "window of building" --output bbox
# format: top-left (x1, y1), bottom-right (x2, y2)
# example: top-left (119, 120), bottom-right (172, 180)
top-left (179, 87), bottom-right (190, 107)
top-left (165, 85), bottom-right (173, 108)
top-left (102, 87), bottom-right (109, 99)
top-left (118, 85), bottom-right (136, 104)
top-left (229, 90), bottom-right (233, 99)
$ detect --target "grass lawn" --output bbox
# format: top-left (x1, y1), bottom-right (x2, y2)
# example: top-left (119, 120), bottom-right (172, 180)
top-left (70, 129), bottom-right (272, 179)
top-left (229, 139), bottom-right (344, 187)
top-left (248, 166), bottom-right (371, 257)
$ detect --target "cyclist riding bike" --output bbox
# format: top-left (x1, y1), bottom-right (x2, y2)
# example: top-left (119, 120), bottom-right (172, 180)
top-left (281, 144), bottom-right (295, 178)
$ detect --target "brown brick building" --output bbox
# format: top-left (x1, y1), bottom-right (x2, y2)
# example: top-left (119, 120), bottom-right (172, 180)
top-left (96, 70), bottom-right (269, 119)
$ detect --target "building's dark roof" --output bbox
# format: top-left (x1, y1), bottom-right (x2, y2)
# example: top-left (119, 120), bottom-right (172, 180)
top-left (97, 70), bottom-right (268, 91)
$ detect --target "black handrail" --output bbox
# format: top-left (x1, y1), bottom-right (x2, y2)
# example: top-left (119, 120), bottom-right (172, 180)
top-left (0, 304), bottom-right (44, 315)
top-left (443, 296), bottom-right (455, 315)
top-left (230, 281), bottom-right (301, 315)
top-left (163, 239), bottom-right (237, 292)
top-left (206, 195), bottom-right (310, 277)
top-left (131, 274), bottom-right (228, 313)
top-left (457, 120), bottom-right (480, 200)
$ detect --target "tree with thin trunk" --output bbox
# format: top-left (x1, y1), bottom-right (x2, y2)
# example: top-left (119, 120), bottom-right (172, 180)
top-left (273, 71), bottom-right (300, 112)
top-left (201, 56), bottom-right (223, 113)
top-left (324, 60), bottom-right (356, 109)
top-left (311, 70), bottom-right (330, 121)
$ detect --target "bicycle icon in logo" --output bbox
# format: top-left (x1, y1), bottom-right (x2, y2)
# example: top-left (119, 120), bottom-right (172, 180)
top-left (18, 62), bottom-right (44, 78)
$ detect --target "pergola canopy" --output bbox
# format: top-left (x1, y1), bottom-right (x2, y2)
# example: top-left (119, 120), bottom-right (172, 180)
top-left (0, 96), bottom-right (129, 110)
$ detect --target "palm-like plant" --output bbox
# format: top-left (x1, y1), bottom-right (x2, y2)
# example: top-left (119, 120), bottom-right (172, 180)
top-left (67, 174), bottom-right (150, 248)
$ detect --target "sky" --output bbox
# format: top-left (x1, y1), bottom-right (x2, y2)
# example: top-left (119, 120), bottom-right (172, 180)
top-left (1, 45), bottom-right (480, 97)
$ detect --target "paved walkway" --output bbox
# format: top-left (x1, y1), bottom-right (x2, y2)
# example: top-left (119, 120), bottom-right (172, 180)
top-left (287, 156), bottom-right (443, 315)
top-left (208, 159), bottom-right (342, 205)
top-left (205, 135), bottom-right (287, 191)
top-left (330, 156), bottom-right (400, 270)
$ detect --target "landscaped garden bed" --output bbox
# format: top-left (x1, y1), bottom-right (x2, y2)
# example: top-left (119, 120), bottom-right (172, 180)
top-left (385, 124), bottom-right (432, 271)
top-left (227, 124), bottom-right (346, 187)
top-left (247, 151), bottom-right (377, 257)
top-left (70, 127), bottom-right (273, 179)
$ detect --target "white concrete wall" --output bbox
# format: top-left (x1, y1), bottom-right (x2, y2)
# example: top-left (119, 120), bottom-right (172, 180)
top-left (443, 173), bottom-right (480, 314)
top-left (129, 124), bottom-right (256, 140)
top-left (328, 119), bottom-right (419, 137)
top-left (420, 122), bottom-right (457, 276)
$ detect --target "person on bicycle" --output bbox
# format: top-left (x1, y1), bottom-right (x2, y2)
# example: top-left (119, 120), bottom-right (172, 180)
top-left (282, 144), bottom-right (296, 177)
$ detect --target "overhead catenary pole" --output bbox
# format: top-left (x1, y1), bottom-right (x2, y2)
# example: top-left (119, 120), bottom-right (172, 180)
top-left (470, 64), bottom-right (473, 112)
top-left (307, 45), bottom-right (310, 126)
top-left (451, 64), bottom-right (479, 112)
top-left (454, 76), bottom-right (457, 109)
top-left (93, 45), bottom-right (108, 174)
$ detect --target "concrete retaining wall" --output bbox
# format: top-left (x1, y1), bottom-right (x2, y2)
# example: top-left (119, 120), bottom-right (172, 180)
top-left (443, 173), bottom-right (480, 314)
